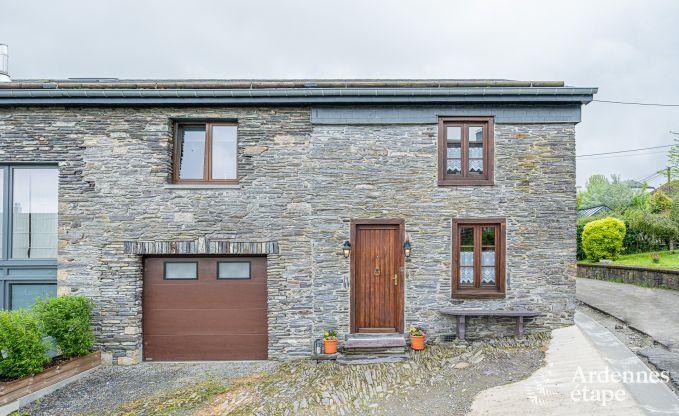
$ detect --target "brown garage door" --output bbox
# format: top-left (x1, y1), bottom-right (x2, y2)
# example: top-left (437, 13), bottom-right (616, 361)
top-left (143, 256), bottom-right (267, 361)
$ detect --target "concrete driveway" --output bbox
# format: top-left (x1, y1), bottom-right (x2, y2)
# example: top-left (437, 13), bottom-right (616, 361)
top-left (576, 278), bottom-right (679, 350)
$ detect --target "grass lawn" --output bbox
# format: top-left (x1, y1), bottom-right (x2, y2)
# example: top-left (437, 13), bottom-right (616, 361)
top-left (579, 250), bottom-right (679, 269)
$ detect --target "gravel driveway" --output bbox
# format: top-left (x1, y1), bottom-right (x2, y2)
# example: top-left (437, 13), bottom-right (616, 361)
top-left (20, 361), bottom-right (278, 416)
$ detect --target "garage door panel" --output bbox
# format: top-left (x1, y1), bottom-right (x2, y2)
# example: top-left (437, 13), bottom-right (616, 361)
top-left (143, 308), bottom-right (268, 335)
top-left (144, 334), bottom-right (268, 361)
top-left (144, 284), bottom-right (267, 310)
top-left (143, 256), bottom-right (268, 361)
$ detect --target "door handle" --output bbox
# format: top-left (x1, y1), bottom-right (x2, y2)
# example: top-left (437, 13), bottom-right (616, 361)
top-left (393, 274), bottom-right (398, 286)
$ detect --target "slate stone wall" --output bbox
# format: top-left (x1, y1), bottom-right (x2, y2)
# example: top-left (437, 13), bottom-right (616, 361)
top-left (578, 264), bottom-right (679, 290)
top-left (0, 106), bottom-right (576, 363)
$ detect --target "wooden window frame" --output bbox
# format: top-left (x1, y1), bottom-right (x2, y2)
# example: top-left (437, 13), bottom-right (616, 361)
top-left (172, 122), bottom-right (239, 184)
top-left (452, 219), bottom-right (506, 299)
top-left (438, 117), bottom-right (494, 186)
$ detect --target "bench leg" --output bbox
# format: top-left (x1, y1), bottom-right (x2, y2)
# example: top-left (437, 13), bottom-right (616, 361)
top-left (516, 316), bottom-right (524, 338)
top-left (456, 316), bottom-right (466, 341)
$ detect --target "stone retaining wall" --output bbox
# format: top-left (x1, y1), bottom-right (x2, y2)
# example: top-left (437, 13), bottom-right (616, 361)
top-left (577, 264), bottom-right (679, 290)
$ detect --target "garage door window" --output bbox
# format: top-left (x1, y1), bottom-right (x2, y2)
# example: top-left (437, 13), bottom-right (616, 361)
top-left (164, 262), bottom-right (198, 280)
top-left (217, 261), bottom-right (250, 279)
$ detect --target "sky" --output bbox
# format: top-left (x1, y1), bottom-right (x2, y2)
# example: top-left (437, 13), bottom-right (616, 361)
top-left (2, 0), bottom-right (678, 188)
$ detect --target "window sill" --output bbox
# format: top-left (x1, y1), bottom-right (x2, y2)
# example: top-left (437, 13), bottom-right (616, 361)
top-left (452, 290), bottom-right (505, 299)
top-left (438, 179), bottom-right (494, 186)
top-left (164, 184), bottom-right (241, 190)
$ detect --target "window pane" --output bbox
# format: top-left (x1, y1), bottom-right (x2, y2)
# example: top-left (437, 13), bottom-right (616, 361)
top-left (12, 168), bottom-right (58, 259)
top-left (469, 159), bottom-right (484, 175)
top-left (482, 227), bottom-right (495, 246)
top-left (0, 169), bottom-right (3, 255)
top-left (460, 227), bottom-right (474, 246)
top-left (460, 267), bottom-right (474, 285)
top-left (211, 125), bottom-right (237, 180)
top-left (460, 248), bottom-right (474, 266)
top-left (447, 126), bottom-right (462, 141)
top-left (482, 248), bottom-right (495, 265)
top-left (481, 267), bottom-right (496, 285)
top-left (447, 160), bottom-right (461, 175)
top-left (10, 283), bottom-right (56, 310)
top-left (218, 262), bottom-right (250, 279)
top-left (447, 142), bottom-right (461, 159)
top-left (178, 128), bottom-right (206, 179)
top-left (469, 126), bottom-right (484, 143)
top-left (164, 262), bottom-right (198, 279)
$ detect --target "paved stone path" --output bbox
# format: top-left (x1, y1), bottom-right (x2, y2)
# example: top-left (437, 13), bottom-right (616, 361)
top-left (576, 278), bottom-right (679, 350)
top-left (468, 312), bottom-right (679, 416)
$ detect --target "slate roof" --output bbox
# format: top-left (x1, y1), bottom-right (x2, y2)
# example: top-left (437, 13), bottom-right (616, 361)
top-left (577, 205), bottom-right (613, 218)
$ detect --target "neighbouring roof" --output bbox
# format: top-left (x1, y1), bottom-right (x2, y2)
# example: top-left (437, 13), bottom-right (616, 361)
top-left (0, 79), bottom-right (597, 106)
top-left (577, 205), bottom-right (613, 218)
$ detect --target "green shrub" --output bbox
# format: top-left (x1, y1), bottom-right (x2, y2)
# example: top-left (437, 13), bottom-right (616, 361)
top-left (33, 296), bottom-right (95, 358)
top-left (582, 217), bottom-right (626, 261)
top-left (0, 310), bottom-right (50, 379)
top-left (648, 190), bottom-right (673, 213)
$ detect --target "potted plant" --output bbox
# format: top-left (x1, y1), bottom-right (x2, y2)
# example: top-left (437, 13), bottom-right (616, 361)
top-left (323, 330), bottom-right (338, 354)
top-left (409, 325), bottom-right (426, 350)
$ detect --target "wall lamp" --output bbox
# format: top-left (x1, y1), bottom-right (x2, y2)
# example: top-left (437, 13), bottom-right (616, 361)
top-left (342, 240), bottom-right (352, 258)
top-left (404, 238), bottom-right (412, 258)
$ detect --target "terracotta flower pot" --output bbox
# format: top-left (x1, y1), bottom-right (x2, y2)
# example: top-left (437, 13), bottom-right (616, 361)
top-left (324, 339), bottom-right (338, 354)
top-left (410, 335), bottom-right (425, 350)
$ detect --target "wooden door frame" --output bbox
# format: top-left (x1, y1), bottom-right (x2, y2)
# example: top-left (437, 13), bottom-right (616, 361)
top-left (350, 219), bottom-right (405, 333)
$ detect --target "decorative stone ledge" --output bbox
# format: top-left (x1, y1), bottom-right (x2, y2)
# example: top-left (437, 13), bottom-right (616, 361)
top-left (123, 239), bottom-right (279, 255)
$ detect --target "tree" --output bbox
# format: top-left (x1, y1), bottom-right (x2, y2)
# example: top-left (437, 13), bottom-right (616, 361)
top-left (578, 174), bottom-right (644, 212)
top-left (581, 217), bottom-right (626, 261)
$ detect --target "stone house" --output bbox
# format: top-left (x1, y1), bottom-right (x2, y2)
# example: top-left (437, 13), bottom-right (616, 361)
top-left (0, 79), bottom-right (596, 364)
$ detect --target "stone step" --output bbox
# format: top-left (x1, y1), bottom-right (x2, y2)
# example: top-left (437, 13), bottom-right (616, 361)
top-left (336, 353), bottom-right (409, 365)
top-left (342, 347), bottom-right (406, 355)
top-left (344, 333), bottom-right (407, 350)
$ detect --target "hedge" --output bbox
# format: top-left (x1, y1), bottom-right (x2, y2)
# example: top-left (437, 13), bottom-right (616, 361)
top-left (0, 309), bottom-right (50, 379)
top-left (0, 295), bottom-right (95, 380)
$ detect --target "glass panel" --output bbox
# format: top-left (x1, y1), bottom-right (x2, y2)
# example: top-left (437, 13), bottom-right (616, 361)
top-left (481, 267), bottom-right (496, 285)
top-left (211, 125), bottom-right (238, 180)
top-left (164, 262), bottom-right (198, 279)
top-left (469, 126), bottom-right (484, 142)
top-left (447, 126), bottom-right (462, 141)
top-left (447, 160), bottom-right (461, 175)
top-left (0, 169), bottom-right (3, 255)
top-left (460, 248), bottom-right (474, 266)
top-left (218, 262), bottom-right (251, 279)
top-left (10, 283), bottom-right (56, 310)
top-left (460, 267), bottom-right (474, 285)
top-left (468, 144), bottom-right (484, 159)
top-left (447, 142), bottom-right (461, 159)
top-left (12, 168), bottom-right (58, 259)
top-left (482, 227), bottom-right (496, 246)
top-left (460, 227), bottom-right (474, 246)
top-left (481, 248), bottom-right (495, 266)
top-left (468, 159), bottom-right (484, 175)
top-left (178, 128), bottom-right (206, 180)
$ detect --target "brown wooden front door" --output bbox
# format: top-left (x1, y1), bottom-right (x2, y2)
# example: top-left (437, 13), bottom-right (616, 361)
top-left (351, 220), bottom-right (404, 333)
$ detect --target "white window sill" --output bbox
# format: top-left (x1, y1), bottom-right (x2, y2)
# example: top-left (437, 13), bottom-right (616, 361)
top-left (164, 184), bottom-right (241, 190)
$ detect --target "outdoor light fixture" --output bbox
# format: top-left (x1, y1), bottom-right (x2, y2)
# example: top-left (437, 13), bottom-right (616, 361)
top-left (403, 239), bottom-right (412, 257)
top-left (342, 240), bottom-right (352, 258)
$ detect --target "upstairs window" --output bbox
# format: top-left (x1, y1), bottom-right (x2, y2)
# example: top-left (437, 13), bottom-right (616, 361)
top-left (438, 117), bottom-right (494, 186)
top-left (172, 122), bottom-right (238, 184)
top-left (452, 219), bottom-right (505, 298)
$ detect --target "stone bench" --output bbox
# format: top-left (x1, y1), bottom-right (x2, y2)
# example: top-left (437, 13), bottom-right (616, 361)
top-left (439, 308), bottom-right (542, 341)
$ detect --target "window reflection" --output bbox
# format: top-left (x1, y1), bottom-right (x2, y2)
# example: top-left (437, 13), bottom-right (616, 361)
top-left (12, 168), bottom-right (58, 259)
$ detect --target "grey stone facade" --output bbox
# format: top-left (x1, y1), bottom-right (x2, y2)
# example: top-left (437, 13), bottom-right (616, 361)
top-left (0, 103), bottom-right (578, 364)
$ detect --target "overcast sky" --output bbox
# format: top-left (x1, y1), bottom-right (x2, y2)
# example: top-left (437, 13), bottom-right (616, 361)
top-left (2, 0), bottom-right (678, 188)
